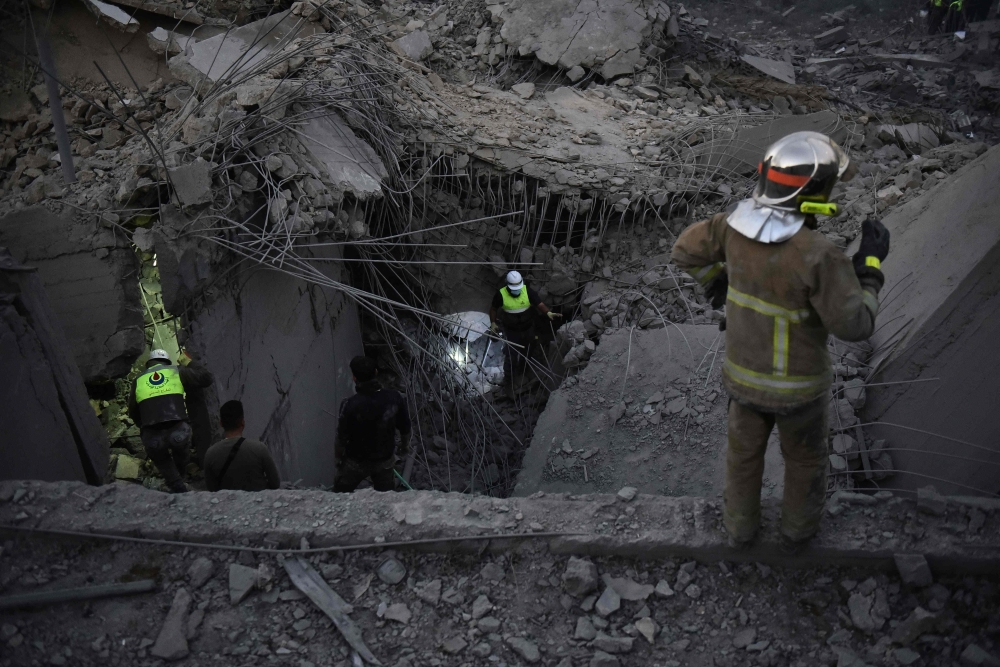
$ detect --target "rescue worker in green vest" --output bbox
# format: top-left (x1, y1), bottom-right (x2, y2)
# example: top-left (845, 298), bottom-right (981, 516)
top-left (127, 349), bottom-right (214, 493)
top-left (671, 132), bottom-right (890, 553)
top-left (488, 270), bottom-right (561, 378)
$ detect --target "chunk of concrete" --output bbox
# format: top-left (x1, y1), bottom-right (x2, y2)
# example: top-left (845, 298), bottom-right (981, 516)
top-left (151, 588), bottom-right (191, 660)
top-left (595, 585), bottom-right (621, 617)
top-left (0, 207), bottom-right (144, 383)
top-left (893, 554), bottom-right (933, 587)
top-left (298, 113), bottom-right (388, 201)
top-left (114, 455), bottom-right (142, 480)
top-left (511, 82), bottom-right (536, 99)
top-left (741, 54), bottom-right (796, 84)
top-left (187, 557), bottom-right (215, 589)
top-left (815, 25), bottom-right (848, 47)
top-left (891, 607), bottom-right (937, 645)
top-left (391, 30), bottom-right (434, 61)
top-left (168, 10), bottom-right (321, 86)
top-left (500, 0), bottom-right (658, 79)
top-left (81, 0), bottom-right (140, 33)
top-left (229, 564), bottom-right (259, 604)
top-left (506, 637), bottom-right (540, 663)
top-left (169, 159), bottom-right (213, 207)
top-left (960, 644), bottom-right (1000, 667)
top-left (562, 556), bottom-right (599, 597)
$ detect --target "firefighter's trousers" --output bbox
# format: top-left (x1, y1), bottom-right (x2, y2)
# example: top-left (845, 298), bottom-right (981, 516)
top-left (724, 397), bottom-right (829, 543)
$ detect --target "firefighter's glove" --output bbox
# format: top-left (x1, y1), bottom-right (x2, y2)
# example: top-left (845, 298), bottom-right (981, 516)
top-left (852, 218), bottom-right (890, 291)
top-left (489, 322), bottom-right (499, 335)
top-left (705, 273), bottom-right (729, 310)
top-left (546, 311), bottom-right (563, 321)
top-left (177, 348), bottom-right (193, 367)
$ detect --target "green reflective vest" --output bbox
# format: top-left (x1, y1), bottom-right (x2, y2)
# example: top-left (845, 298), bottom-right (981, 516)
top-left (499, 286), bottom-right (530, 313)
top-left (136, 365), bottom-right (186, 403)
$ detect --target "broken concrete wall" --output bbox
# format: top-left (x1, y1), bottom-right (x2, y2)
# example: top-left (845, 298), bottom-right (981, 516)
top-left (0, 249), bottom-right (108, 483)
top-left (186, 249), bottom-right (363, 487)
top-left (0, 207), bottom-right (144, 383)
top-left (863, 144), bottom-right (1000, 497)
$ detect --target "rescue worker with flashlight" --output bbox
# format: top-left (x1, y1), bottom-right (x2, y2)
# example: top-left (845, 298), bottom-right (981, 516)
top-left (489, 270), bottom-right (562, 379)
top-left (671, 131), bottom-right (890, 552)
top-left (127, 349), bottom-right (214, 493)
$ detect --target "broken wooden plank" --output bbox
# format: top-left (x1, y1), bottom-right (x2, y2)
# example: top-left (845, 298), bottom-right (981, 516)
top-left (0, 580), bottom-right (156, 610)
top-left (741, 54), bottom-right (796, 85)
top-left (283, 558), bottom-right (382, 665)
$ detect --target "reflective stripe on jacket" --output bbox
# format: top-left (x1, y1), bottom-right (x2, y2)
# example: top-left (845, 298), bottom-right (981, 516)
top-left (500, 286), bottom-right (530, 313)
top-left (135, 364), bottom-right (188, 426)
top-left (671, 212), bottom-right (881, 411)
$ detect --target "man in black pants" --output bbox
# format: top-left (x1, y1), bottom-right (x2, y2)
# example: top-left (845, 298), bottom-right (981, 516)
top-left (334, 356), bottom-right (411, 492)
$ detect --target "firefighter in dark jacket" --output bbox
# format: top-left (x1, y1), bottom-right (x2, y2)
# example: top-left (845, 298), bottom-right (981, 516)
top-left (334, 356), bottom-right (411, 492)
top-left (127, 348), bottom-right (214, 493)
top-left (672, 131), bottom-right (890, 552)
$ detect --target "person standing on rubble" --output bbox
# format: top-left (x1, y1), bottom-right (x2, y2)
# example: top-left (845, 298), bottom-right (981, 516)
top-left (334, 356), bottom-right (411, 492)
top-left (128, 349), bottom-right (214, 493)
top-left (203, 400), bottom-right (281, 492)
top-left (488, 270), bottom-right (562, 380)
top-left (671, 131), bottom-right (890, 553)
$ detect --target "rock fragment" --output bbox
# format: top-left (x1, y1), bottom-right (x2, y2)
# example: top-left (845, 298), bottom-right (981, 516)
top-left (893, 554), bottom-right (933, 587)
top-left (229, 564), bottom-right (259, 604)
top-left (376, 557), bottom-right (406, 585)
top-left (961, 644), bottom-right (1000, 666)
top-left (187, 557), bottom-right (214, 589)
top-left (592, 632), bottom-right (634, 654)
top-left (151, 588), bottom-right (191, 660)
top-left (506, 637), bottom-right (540, 663)
top-left (562, 557), bottom-right (599, 597)
top-left (575, 616), bottom-right (597, 640)
top-left (595, 586), bottom-right (620, 617)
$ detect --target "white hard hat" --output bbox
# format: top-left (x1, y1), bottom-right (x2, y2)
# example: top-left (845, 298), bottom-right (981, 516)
top-left (149, 349), bottom-right (171, 364)
top-left (506, 270), bottom-right (524, 294)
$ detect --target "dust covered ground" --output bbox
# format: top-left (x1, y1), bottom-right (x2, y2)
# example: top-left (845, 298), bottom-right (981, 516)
top-left (1, 533), bottom-right (999, 667)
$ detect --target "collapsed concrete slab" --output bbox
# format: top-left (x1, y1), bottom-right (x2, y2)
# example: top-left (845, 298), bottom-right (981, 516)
top-left (168, 10), bottom-right (321, 87)
top-left (187, 249), bottom-right (363, 486)
top-left (0, 250), bottom-right (108, 483)
top-left (299, 114), bottom-right (388, 200)
top-left (80, 0), bottom-right (140, 33)
top-left (515, 324), bottom-right (787, 499)
top-left (499, 0), bottom-right (671, 80)
top-left (108, 0), bottom-right (205, 23)
top-left (4, 480), bottom-right (999, 573)
top-left (862, 144), bottom-right (1000, 497)
top-left (0, 207), bottom-right (144, 383)
top-left (691, 110), bottom-right (848, 176)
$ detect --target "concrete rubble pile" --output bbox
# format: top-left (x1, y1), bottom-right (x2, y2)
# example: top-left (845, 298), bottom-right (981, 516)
top-left (0, 0), bottom-right (997, 497)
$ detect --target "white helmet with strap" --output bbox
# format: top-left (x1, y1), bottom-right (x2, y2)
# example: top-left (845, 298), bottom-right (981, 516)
top-left (148, 349), bottom-right (172, 365)
top-left (506, 270), bottom-right (524, 295)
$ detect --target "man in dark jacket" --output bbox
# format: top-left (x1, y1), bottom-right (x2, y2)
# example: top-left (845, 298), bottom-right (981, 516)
top-left (203, 400), bottom-right (281, 492)
top-left (127, 348), bottom-right (213, 492)
top-left (334, 356), bottom-right (411, 492)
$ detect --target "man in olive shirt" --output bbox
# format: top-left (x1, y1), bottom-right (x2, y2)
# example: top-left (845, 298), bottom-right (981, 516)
top-left (203, 400), bottom-right (281, 491)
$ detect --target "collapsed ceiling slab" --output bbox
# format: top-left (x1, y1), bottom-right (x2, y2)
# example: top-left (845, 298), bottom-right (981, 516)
top-left (168, 10), bottom-right (322, 87)
top-left (499, 0), bottom-right (670, 80)
top-left (299, 113), bottom-right (388, 201)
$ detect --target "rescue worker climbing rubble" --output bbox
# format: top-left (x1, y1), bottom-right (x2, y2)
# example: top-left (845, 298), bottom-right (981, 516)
top-left (488, 270), bottom-right (561, 382)
top-left (671, 131), bottom-right (890, 552)
top-left (127, 348), bottom-right (214, 493)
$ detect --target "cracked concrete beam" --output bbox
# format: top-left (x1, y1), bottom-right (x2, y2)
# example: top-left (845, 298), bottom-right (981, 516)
top-left (2, 481), bottom-right (998, 574)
